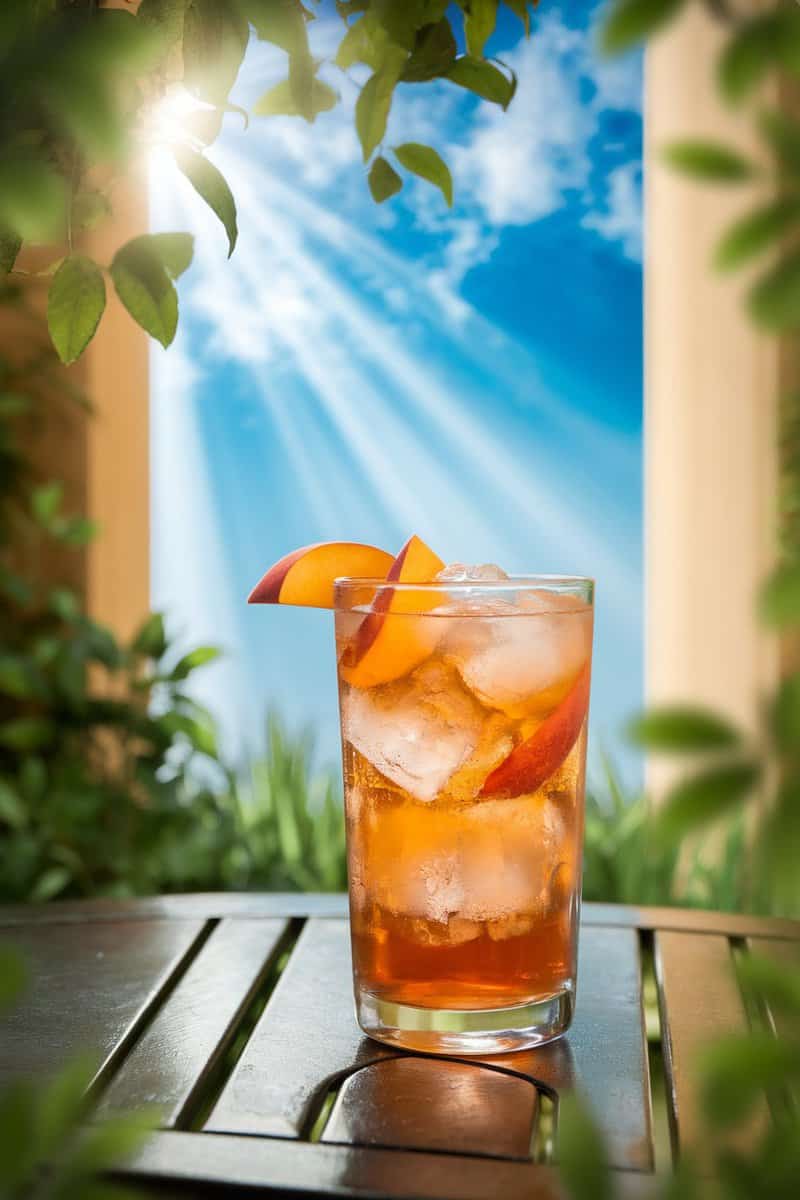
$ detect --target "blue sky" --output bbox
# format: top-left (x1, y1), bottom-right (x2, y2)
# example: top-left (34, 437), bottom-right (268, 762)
top-left (149, 1), bottom-right (644, 786)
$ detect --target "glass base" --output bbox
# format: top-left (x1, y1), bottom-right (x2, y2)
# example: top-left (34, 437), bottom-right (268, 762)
top-left (355, 985), bottom-right (574, 1055)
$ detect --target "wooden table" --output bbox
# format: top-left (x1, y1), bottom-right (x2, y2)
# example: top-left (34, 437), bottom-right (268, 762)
top-left (1, 894), bottom-right (798, 1198)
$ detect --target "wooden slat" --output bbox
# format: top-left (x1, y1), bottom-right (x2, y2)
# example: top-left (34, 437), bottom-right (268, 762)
top-left (655, 931), bottom-right (766, 1157)
top-left (482, 924), bottom-right (653, 1172)
top-left (205, 918), bottom-right (391, 1137)
top-left (95, 918), bottom-right (289, 1127)
top-left (322, 1058), bottom-right (539, 1160)
top-left (0, 893), bottom-right (350, 925)
top-left (2, 895), bottom-right (799, 942)
top-left (0, 919), bottom-right (205, 1089)
top-left (125, 1129), bottom-right (567, 1200)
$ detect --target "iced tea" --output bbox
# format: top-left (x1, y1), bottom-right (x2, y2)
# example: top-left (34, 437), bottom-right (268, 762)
top-left (335, 570), bottom-right (593, 1054)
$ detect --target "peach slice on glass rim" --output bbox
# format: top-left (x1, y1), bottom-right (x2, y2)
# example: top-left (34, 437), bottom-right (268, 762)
top-left (478, 662), bottom-right (591, 800)
top-left (339, 534), bottom-right (445, 689)
top-left (247, 542), bottom-right (394, 609)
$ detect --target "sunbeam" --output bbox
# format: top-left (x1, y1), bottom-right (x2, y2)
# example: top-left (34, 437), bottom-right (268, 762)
top-left (149, 5), bottom-right (643, 777)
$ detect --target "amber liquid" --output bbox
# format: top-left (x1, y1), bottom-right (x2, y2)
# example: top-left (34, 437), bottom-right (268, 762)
top-left (337, 605), bottom-right (589, 1013)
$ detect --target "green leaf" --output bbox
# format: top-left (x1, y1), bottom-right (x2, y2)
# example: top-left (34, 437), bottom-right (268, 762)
top-left (289, 47), bottom-right (316, 122)
top-left (601, 0), bottom-right (686, 55)
top-left (182, 0), bottom-right (249, 105)
top-left (462, 0), bottom-right (497, 57)
top-left (137, 0), bottom-right (188, 46)
top-left (750, 251), bottom-right (800, 331)
top-left (61, 516), bottom-right (99, 547)
top-left (772, 673), bottom-right (800, 752)
top-left (0, 154), bottom-right (66, 242)
top-left (37, 1055), bottom-right (95, 1157)
top-left (32, 481), bottom-right (63, 524)
top-left (336, 12), bottom-right (394, 72)
top-left (394, 142), bottom-right (453, 206)
top-left (368, 155), bottom-right (403, 202)
top-left (446, 56), bottom-right (516, 108)
top-left (110, 236), bottom-right (179, 347)
top-left (20, 757), bottom-right (47, 803)
top-left (0, 656), bottom-right (39, 700)
top-left (170, 645), bottom-right (221, 680)
top-left (158, 711), bottom-right (218, 757)
top-left (0, 392), bottom-right (29, 416)
top-left (737, 953), bottom-right (800, 1018)
top-left (244, 0), bottom-right (309, 54)
top-left (253, 77), bottom-right (338, 120)
top-left (147, 232), bottom-right (195, 279)
top-left (0, 781), bottom-right (27, 830)
top-left (719, 9), bottom-right (800, 103)
top-left (0, 718), bottom-right (56, 751)
top-left (174, 148), bottom-right (237, 256)
top-left (715, 196), bottom-right (800, 270)
top-left (373, 0), bottom-right (448, 51)
top-left (0, 948), bottom-right (27, 1009)
top-left (63, 1110), bottom-right (154, 1177)
top-left (506, 0), bottom-right (532, 36)
top-left (657, 761), bottom-right (760, 842)
top-left (627, 706), bottom-right (741, 752)
top-left (49, 588), bottom-right (80, 622)
top-left (29, 866), bottom-right (72, 902)
top-left (355, 52), bottom-right (408, 161)
top-left (402, 19), bottom-right (457, 82)
top-left (699, 1034), bottom-right (800, 1129)
top-left (71, 189), bottom-right (112, 233)
top-left (759, 110), bottom-right (800, 176)
top-left (47, 255), bottom-right (106, 365)
top-left (760, 561), bottom-right (800, 626)
top-left (558, 1093), bottom-right (614, 1200)
top-left (131, 613), bottom-right (168, 659)
top-left (663, 140), bottom-right (755, 183)
top-left (0, 231), bottom-right (21, 274)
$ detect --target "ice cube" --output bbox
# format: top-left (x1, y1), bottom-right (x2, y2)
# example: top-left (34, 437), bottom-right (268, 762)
top-left (341, 660), bottom-right (486, 803)
top-left (436, 562), bottom-right (509, 582)
top-left (445, 591), bottom-right (592, 715)
top-left (459, 795), bottom-right (565, 920)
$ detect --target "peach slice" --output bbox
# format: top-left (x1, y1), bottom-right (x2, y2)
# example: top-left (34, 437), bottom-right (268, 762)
top-left (247, 542), bottom-right (394, 609)
top-left (478, 663), bottom-right (591, 800)
top-left (340, 534), bottom-right (445, 689)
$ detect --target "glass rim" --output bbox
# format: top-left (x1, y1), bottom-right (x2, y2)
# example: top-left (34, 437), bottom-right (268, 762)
top-left (334, 573), bottom-right (594, 590)
top-left (333, 574), bottom-right (594, 614)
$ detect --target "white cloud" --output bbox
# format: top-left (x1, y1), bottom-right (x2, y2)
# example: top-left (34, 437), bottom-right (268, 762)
top-left (444, 11), bottom-right (642, 270)
top-left (452, 22), bottom-right (593, 228)
top-left (582, 160), bottom-right (643, 261)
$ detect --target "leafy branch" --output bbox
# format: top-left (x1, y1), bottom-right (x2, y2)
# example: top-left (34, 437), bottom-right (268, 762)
top-left (557, 3), bottom-right (800, 1192)
top-left (0, 1), bottom-right (536, 363)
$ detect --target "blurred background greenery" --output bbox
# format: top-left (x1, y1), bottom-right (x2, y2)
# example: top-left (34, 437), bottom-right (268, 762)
top-left (2, 3), bottom-right (800, 1199)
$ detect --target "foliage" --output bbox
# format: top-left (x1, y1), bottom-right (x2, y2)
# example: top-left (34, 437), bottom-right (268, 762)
top-left (600, 0), bottom-right (800, 920)
top-left (558, 4), bottom-right (800, 1199)
top-left (0, 948), bottom-right (152, 1198)
top-left (0, 294), bottom-right (233, 903)
top-left (582, 759), bottom-right (754, 913)
top-left (560, 953), bottom-right (800, 1199)
top-left (0, 0), bottom-right (535, 363)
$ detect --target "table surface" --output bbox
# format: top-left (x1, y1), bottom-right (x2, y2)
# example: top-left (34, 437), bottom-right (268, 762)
top-left (1, 893), bottom-right (799, 1199)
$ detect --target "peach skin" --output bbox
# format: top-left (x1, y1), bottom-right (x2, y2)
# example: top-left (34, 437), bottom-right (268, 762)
top-left (248, 542), bottom-right (394, 610)
top-left (478, 662), bottom-right (591, 799)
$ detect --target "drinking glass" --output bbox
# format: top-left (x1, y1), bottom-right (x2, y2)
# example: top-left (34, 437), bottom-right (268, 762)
top-left (334, 575), bottom-right (594, 1055)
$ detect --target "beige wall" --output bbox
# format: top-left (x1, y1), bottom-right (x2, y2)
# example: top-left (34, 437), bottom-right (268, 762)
top-left (645, 3), bottom-right (780, 742)
top-left (81, 172), bottom-right (150, 641)
top-left (5, 173), bottom-right (150, 641)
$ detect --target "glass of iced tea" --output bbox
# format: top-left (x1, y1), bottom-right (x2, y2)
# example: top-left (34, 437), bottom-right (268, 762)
top-left (334, 566), bottom-right (594, 1054)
